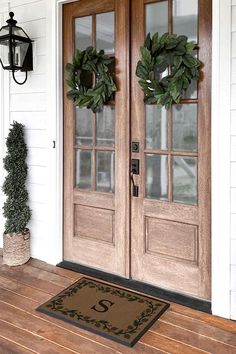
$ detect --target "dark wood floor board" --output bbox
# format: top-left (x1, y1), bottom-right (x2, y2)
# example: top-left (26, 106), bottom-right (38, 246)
top-left (0, 319), bottom-right (78, 354)
top-left (0, 287), bottom-right (40, 310)
top-left (136, 341), bottom-right (172, 354)
top-left (140, 332), bottom-right (210, 354)
top-left (161, 310), bottom-right (236, 346)
top-left (169, 302), bottom-right (236, 333)
top-left (0, 264), bottom-right (63, 294)
top-left (12, 263), bottom-right (74, 287)
top-left (0, 275), bottom-right (50, 303)
top-left (0, 335), bottom-right (38, 354)
top-left (28, 258), bottom-right (82, 280)
top-left (150, 322), bottom-right (236, 354)
top-left (0, 286), bottom-right (169, 354)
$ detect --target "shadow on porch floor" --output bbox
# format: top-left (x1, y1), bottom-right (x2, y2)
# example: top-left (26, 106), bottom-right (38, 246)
top-left (0, 250), bottom-right (236, 354)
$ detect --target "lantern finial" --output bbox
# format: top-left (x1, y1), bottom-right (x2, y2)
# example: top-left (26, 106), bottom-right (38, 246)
top-left (7, 12), bottom-right (17, 26)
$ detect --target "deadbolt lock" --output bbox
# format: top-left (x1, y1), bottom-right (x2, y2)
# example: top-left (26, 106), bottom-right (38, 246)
top-left (132, 141), bottom-right (140, 153)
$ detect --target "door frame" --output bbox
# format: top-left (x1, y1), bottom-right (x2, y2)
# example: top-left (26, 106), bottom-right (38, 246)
top-left (47, 0), bottom-right (231, 318)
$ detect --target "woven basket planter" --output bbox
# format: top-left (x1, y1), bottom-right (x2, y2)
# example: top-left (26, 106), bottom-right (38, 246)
top-left (3, 229), bottom-right (30, 266)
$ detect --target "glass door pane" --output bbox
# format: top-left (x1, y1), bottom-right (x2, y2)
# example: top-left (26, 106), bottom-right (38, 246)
top-left (76, 150), bottom-right (92, 189)
top-left (172, 104), bottom-right (198, 152)
top-left (96, 106), bottom-right (115, 147)
top-left (173, 0), bottom-right (198, 42)
top-left (145, 1), bottom-right (168, 36)
top-left (146, 106), bottom-right (168, 150)
top-left (146, 154), bottom-right (168, 200)
top-left (75, 108), bottom-right (93, 146)
top-left (96, 151), bottom-right (115, 193)
top-left (173, 156), bottom-right (197, 204)
top-left (75, 16), bottom-right (92, 50)
top-left (96, 12), bottom-right (115, 54)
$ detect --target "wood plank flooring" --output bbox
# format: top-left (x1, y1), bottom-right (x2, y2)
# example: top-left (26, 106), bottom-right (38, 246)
top-left (0, 253), bottom-right (236, 353)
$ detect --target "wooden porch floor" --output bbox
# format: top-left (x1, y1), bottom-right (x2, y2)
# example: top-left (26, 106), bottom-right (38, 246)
top-left (0, 253), bottom-right (236, 353)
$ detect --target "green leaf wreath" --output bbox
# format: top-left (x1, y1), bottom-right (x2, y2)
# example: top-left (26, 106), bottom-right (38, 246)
top-left (66, 47), bottom-right (117, 113)
top-left (136, 32), bottom-right (202, 109)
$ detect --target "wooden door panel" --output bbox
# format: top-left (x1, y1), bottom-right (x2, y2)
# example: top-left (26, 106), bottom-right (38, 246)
top-left (139, 254), bottom-right (200, 295)
top-left (74, 205), bottom-right (115, 244)
top-left (146, 218), bottom-right (198, 263)
top-left (131, 0), bottom-right (211, 299)
top-left (63, 0), bottom-right (130, 276)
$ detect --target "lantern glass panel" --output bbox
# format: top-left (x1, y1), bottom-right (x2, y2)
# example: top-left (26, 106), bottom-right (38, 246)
top-left (12, 40), bottom-right (29, 68)
top-left (0, 39), bottom-right (10, 67)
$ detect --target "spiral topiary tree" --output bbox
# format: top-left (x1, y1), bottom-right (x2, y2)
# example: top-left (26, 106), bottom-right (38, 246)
top-left (2, 121), bottom-right (31, 234)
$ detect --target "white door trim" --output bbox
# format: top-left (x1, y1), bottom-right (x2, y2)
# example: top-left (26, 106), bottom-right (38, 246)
top-left (45, 0), bottom-right (80, 264)
top-left (48, 0), bottom-right (231, 318)
top-left (211, 0), bottom-right (231, 318)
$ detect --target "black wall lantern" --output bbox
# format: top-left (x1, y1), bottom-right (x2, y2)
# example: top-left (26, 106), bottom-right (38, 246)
top-left (0, 12), bottom-right (33, 85)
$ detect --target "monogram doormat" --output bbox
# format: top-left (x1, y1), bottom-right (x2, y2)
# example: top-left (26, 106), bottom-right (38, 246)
top-left (36, 277), bottom-right (169, 347)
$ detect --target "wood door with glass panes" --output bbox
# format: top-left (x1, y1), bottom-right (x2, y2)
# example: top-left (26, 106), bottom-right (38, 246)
top-left (63, 0), bottom-right (130, 276)
top-left (131, 0), bottom-right (211, 299)
top-left (63, 0), bottom-right (211, 299)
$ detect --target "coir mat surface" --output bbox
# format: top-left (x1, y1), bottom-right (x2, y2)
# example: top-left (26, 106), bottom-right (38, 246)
top-left (36, 277), bottom-right (170, 347)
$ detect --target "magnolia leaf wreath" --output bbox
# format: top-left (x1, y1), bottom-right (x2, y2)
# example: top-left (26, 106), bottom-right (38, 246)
top-left (66, 47), bottom-right (117, 113)
top-left (136, 32), bottom-right (202, 109)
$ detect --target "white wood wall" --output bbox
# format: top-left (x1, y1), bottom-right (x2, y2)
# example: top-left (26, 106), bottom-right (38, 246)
top-left (0, 0), bottom-right (54, 263)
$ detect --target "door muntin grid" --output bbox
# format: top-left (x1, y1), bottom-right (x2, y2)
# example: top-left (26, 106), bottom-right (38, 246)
top-left (74, 12), bottom-right (116, 193)
top-left (144, 1), bottom-right (199, 205)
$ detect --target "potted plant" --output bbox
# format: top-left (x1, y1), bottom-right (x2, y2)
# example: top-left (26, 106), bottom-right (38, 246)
top-left (2, 121), bottom-right (31, 266)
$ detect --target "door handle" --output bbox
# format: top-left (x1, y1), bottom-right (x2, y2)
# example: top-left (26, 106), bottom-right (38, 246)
top-left (131, 171), bottom-right (139, 197)
top-left (131, 159), bottom-right (139, 175)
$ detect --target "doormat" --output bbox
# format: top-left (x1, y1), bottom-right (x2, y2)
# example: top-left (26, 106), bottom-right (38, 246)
top-left (36, 277), bottom-right (169, 347)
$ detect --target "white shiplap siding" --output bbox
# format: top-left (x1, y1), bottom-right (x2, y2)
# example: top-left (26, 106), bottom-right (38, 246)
top-left (0, 0), bottom-right (50, 261)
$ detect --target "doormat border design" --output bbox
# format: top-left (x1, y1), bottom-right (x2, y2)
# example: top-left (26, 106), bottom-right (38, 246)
top-left (36, 277), bottom-right (170, 347)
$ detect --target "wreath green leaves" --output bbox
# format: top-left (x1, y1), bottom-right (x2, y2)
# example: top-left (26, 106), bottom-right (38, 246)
top-left (66, 47), bottom-right (117, 113)
top-left (136, 32), bottom-right (201, 109)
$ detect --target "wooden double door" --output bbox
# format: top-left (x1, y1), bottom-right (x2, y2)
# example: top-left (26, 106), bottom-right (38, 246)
top-left (63, 0), bottom-right (211, 300)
